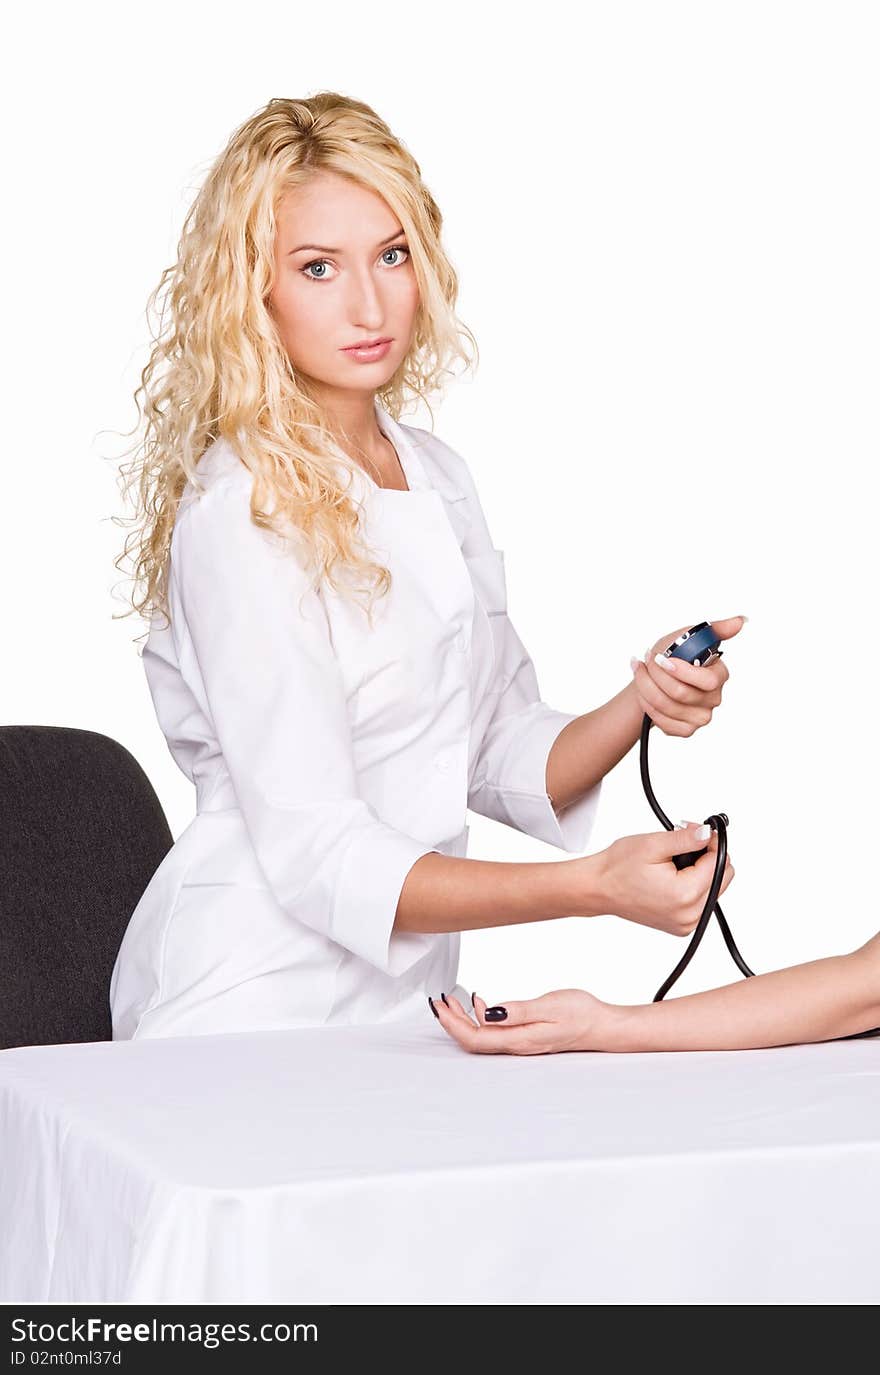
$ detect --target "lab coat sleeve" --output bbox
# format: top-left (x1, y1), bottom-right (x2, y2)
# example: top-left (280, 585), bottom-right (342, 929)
top-left (467, 604), bottom-right (602, 854)
top-left (169, 477), bottom-right (439, 978)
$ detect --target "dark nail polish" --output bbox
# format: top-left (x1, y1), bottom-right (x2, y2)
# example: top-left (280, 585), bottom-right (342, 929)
top-left (440, 992), bottom-right (449, 1006)
top-left (470, 991), bottom-right (477, 1009)
top-left (485, 1006), bottom-right (508, 1022)
top-left (428, 996), bottom-right (439, 1019)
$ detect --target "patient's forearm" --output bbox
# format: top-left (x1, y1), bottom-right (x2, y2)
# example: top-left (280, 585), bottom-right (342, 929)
top-left (601, 945), bottom-right (880, 1051)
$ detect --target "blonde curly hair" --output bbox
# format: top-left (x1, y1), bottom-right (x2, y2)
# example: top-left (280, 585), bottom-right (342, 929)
top-left (110, 91), bottom-right (478, 642)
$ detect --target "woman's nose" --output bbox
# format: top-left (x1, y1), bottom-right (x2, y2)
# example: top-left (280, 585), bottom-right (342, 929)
top-left (345, 268), bottom-right (386, 324)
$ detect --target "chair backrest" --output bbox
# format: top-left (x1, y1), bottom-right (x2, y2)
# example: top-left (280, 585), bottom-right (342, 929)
top-left (0, 725), bottom-right (173, 1049)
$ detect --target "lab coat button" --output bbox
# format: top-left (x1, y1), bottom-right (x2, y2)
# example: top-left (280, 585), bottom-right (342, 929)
top-left (434, 751), bottom-right (451, 774)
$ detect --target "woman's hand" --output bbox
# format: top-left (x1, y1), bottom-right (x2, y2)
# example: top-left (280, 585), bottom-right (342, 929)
top-left (572, 820), bottom-right (735, 935)
top-left (630, 615), bottom-right (746, 737)
top-left (430, 988), bottom-right (610, 1056)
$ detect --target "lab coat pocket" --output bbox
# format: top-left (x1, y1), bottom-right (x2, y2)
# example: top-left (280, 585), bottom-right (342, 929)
top-left (153, 882), bottom-right (336, 1033)
top-left (463, 548), bottom-right (507, 616)
top-left (462, 548), bottom-right (508, 698)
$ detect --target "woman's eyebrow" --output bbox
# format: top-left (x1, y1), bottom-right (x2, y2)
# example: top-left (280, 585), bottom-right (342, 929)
top-left (288, 228), bottom-right (405, 255)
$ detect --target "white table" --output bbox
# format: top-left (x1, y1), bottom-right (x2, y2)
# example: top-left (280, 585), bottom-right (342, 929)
top-left (2, 1021), bottom-right (878, 1303)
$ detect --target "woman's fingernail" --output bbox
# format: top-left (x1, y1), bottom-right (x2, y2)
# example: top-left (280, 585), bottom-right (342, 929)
top-left (630, 657), bottom-right (641, 674)
top-left (428, 996), bottom-right (439, 1019)
top-left (470, 991), bottom-right (477, 1009)
top-left (695, 823), bottom-right (711, 841)
top-left (440, 992), bottom-right (449, 1006)
top-left (740, 615), bottom-right (749, 623)
top-left (654, 653), bottom-right (676, 671)
top-left (485, 1006), bottom-right (508, 1022)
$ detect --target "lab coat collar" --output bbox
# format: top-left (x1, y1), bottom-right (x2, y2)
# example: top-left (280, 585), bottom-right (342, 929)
top-left (374, 401), bottom-right (473, 546)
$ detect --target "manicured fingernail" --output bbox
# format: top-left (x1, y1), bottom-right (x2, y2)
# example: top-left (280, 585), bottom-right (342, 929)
top-left (470, 991), bottom-right (477, 1009)
top-left (485, 1006), bottom-right (508, 1022)
top-left (440, 992), bottom-right (449, 1006)
top-left (428, 996), bottom-right (439, 1019)
top-left (695, 823), bottom-right (711, 841)
top-left (630, 657), bottom-right (641, 674)
top-left (654, 653), bottom-right (676, 671)
top-left (740, 615), bottom-right (749, 623)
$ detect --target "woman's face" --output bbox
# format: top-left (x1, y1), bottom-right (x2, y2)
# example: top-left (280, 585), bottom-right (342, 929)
top-left (268, 170), bottom-right (420, 400)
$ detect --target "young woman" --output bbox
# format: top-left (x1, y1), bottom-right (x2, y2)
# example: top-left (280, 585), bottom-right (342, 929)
top-left (429, 929), bottom-right (880, 1052)
top-left (110, 91), bottom-right (742, 1040)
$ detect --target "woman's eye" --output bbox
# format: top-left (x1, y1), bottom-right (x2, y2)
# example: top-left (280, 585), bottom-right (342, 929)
top-left (300, 244), bottom-right (410, 283)
top-left (381, 244), bottom-right (410, 267)
top-left (302, 259), bottom-right (334, 282)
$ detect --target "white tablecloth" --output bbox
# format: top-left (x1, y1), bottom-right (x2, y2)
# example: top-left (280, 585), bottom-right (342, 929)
top-left (1, 1021), bottom-right (878, 1304)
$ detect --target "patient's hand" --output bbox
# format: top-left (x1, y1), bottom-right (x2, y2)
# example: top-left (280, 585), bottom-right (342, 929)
top-left (431, 988), bottom-right (609, 1055)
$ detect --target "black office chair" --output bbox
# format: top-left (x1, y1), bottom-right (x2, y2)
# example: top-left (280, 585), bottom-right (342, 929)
top-left (0, 725), bottom-right (173, 1050)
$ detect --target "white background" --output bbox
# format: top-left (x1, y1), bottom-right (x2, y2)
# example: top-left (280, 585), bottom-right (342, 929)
top-left (2, 1), bottom-right (877, 1014)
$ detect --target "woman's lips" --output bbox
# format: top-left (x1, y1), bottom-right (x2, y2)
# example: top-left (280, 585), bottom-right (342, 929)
top-left (340, 339), bottom-right (393, 363)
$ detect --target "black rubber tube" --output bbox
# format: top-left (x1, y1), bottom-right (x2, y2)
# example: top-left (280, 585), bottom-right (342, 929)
top-left (639, 712), bottom-right (880, 1041)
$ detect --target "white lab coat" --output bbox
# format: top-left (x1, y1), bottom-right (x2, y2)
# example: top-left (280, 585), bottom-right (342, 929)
top-left (110, 399), bottom-right (602, 1039)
